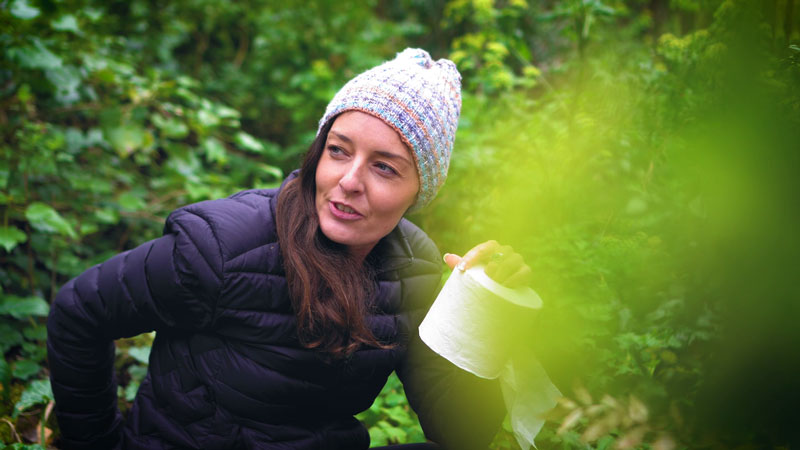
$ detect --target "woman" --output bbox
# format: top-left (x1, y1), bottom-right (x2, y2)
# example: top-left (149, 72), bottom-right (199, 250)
top-left (47, 49), bottom-right (530, 449)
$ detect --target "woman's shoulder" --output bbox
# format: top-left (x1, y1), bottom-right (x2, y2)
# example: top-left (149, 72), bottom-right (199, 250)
top-left (164, 187), bottom-right (281, 262)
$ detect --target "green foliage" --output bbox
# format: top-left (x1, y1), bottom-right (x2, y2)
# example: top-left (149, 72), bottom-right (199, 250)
top-left (2, 0), bottom-right (798, 447)
top-left (356, 373), bottom-right (425, 446)
top-left (12, 380), bottom-right (51, 420)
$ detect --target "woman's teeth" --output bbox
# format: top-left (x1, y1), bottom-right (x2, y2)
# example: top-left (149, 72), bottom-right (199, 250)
top-left (336, 204), bottom-right (356, 214)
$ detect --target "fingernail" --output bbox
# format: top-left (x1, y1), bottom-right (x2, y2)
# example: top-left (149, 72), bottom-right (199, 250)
top-left (457, 261), bottom-right (466, 272)
top-left (442, 253), bottom-right (451, 264)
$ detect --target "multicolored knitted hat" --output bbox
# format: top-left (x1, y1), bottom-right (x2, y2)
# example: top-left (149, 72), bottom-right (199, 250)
top-left (318, 48), bottom-right (462, 212)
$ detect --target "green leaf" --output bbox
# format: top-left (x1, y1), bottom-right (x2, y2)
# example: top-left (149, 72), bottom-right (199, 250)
top-left (13, 379), bottom-right (53, 419)
top-left (124, 379), bottom-right (140, 402)
top-left (94, 208), bottom-right (120, 224)
top-left (213, 104), bottom-right (240, 120)
top-left (234, 131), bottom-right (265, 154)
top-left (25, 202), bottom-right (77, 239)
top-left (0, 226), bottom-right (27, 252)
top-left (196, 109), bottom-right (220, 127)
top-left (21, 341), bottom-right (46, 363)
top-left (118, 192), bottom-right (147, 212)
top-left (105, 124), bottom-right (146, 156)
top-left (46, 65), bottom-right (82, 104)
top-left (257, 163), bottom-right (283, 181)
top-left (127, 346), bottom-right (151, 364)
top-left (151, 114), bottom-right (189, 139)
top-left (0, 323), bottom-right (24, 353)
top-left (0, 295), bottom-right (50, 318)
top-left (199, 137), bottom-right (225, 164)
top-left (12, 39), bottom-right (62, 70)
top-left (23, 324), bottom-right (47, 341)
top-left (51, 14), bottom-right (81, 33)
top-left (6, 444), bottom-right (47, 450)
top-left (12, 359), bottom-right (41, 380)
top-left (377, 420), bottom-right (406, 443)
top-left (0, 358), bottom-right (10, 402)
top-left (383, 424), bottom-right (407, 443)
top-left (367, 426), bottom-right (388, 446)
top-left (10, 0), bottom-right (40, 19)
top-left (385, 405), bottom-right (411, 425)
top-left (383, 391), bottom-right (406, 407)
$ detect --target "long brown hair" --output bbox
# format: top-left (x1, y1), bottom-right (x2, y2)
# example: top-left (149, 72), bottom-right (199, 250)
top-left (276, 117), bottom-right (389, 359)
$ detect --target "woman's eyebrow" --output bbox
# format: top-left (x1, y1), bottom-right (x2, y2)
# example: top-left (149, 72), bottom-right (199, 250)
top-left (374, 150), bottom-right (413, 167)
top-left (329, 131), bottom-right (352, 144)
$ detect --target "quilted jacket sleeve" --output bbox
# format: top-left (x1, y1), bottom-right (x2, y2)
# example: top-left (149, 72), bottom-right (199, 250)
top-left (394, 227), bottom-right (506, 450)
top-left (47, 207), bottom-right (223, 449)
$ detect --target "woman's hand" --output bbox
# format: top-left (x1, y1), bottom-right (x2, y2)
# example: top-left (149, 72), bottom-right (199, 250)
top-left (443, 240), bottom-right (532, 289)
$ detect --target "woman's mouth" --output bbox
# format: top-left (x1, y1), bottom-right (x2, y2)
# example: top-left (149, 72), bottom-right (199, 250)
top-left (329, 201), bottom-right (362, 219)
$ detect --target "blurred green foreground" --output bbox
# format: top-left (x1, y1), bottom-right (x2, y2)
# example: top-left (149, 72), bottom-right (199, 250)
top-left (1, 0), bottom-right (799, 448)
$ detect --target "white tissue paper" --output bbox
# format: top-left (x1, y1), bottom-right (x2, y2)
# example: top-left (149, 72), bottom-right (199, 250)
top-left (419, 266), bottom-right (561, 450)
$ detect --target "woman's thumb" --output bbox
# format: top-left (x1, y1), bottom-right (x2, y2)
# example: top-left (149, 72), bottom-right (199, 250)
top-left (443, 253), bottom-right (462, 270)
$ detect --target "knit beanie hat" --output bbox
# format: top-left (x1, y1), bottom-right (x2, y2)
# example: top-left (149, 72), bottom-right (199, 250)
top-left (318, 48), bottom-right (462, 212)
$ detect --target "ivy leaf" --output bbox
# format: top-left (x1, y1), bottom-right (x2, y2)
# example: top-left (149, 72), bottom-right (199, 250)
top-left (196, 109), bottom-right (220, 127)
top-left (0, 295), bottom-right (50, 319)
top-left (0, 323), bottom-right (24, 354)
top-left (25, 202), bottom-right (77, 239)
top-left (368, 426), bottom-right (389, 446)
top-left (202, 137), bottom-right (227, 164)
top-left (10, 0), bottom-right (40, 19)
top-left (51, 14), bottom-right (81, 34)
top-left (213, 104), bottom-right (240, 120)
top-left (13, 379), bottom-right (53, 419)
top-left (105, 124), bottom-right (147, 156)
top-left (117, 192), bottom-right (147, 212)
top-left (46, 65), bottom-right (82, 104)
top-left (257, 163), bottom-right (283, 181)
top-left (0, 226), bottom-right (27, 252)
top-left (377, 420), bottom-right (406, 443)
top-left (234, 131), bottom-right (265, 154)
top-left (127, 346), bottom-right (151, 365)
top-left (12, 39), bottom-right (62, 70)
top-left (0, 358), bottom-right (9, 403)
top-left (12, 359), bottom-right (41, 380)
top-left (151, 114), bottom-right (189, 139)
top-left (94, 208), bottom-right (120, 225)
top-left (124, 379), bottom-right (140, 402)
top-left (382, 424), bottom-right (407, 443)
top-left (23, 324), bottom-right (47, 341)
top-left (385, 405), bottom-right (411, 424)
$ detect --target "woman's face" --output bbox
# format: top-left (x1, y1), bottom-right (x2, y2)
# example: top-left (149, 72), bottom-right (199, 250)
top-left (315, 111), bottom-right (420, 260)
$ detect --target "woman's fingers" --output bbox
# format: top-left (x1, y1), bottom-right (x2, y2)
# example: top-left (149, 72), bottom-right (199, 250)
top-left (484, 245), bottom-right (513, 278)
top-left (443, 253), bottom-right (462, 271)
top-left (501, 264), bottom-right (532, 289)
top-left (456, 240), bottom-right (499, 271)
top-left (487, 251), bottom-right (524, 283)
top-left (445, 240), bottom-right (533, 289)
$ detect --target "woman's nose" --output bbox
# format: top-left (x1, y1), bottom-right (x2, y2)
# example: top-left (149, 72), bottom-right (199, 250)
top-left (338, 163), bottom-right (365, 194)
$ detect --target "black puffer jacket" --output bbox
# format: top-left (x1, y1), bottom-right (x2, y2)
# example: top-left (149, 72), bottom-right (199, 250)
top-left (47, 175), bottom-right (504, 449)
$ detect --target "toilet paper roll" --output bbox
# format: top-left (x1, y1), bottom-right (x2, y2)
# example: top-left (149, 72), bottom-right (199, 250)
top-left (419, 265), bottom-right (542, 379)
top-left (418, 265), bottom-right (560, 449)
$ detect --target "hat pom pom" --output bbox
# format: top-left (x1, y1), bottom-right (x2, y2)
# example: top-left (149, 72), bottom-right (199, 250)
top-left (396, 48), bottom-right (433, 69)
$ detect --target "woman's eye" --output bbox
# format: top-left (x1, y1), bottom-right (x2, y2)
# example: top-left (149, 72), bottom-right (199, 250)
top-left (375, 162), bottom-right (397, 175)
top-left (328, 146), bottom-right (345, 156)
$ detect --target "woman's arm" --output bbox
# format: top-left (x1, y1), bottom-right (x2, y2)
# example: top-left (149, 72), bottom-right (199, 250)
top-left (47, 209), bottom-right (223, 449)
top-left (397, 333), bottom-right (506, 450)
